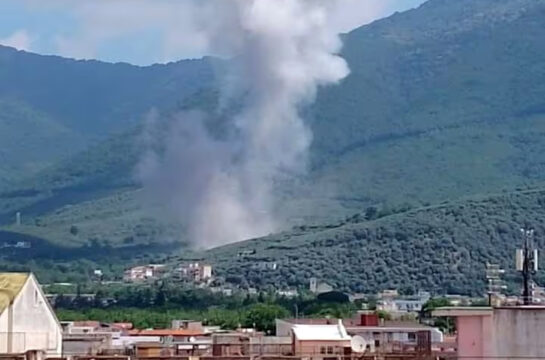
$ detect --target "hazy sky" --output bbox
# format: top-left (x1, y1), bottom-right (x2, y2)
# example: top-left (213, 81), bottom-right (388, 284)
top-left (0, 0), bottom-right (425, 65)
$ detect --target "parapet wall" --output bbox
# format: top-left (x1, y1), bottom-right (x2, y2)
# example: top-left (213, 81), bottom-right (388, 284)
top-left (493, 307), bottom-right (545, 357)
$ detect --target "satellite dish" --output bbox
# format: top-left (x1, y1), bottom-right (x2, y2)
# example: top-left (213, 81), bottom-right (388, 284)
top-left (351, 336), bottom-right (367, 353)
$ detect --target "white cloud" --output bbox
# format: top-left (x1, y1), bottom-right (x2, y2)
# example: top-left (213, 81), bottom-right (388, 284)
top-left (46, 0), bottom-right (211, 63)
top-left (17, 0), bottom-right (424, 64)
top-left (0, 30), bottom-right (32, 51)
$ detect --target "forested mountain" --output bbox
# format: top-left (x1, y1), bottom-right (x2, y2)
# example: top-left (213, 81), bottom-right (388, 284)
top-left (1, 0), bottom-right (545, 290)
top-left (204, 188), bottom-right (545, 295)
top-left (0, 45), bottom-right (214, 187)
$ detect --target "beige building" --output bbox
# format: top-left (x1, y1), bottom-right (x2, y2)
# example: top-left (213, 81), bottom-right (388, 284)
top-left (0, 273), bottom-right (62, 356)
top-left (180, 263), bottom-right (212, 282)
top-left (123, 264), bottom-right (165, 282)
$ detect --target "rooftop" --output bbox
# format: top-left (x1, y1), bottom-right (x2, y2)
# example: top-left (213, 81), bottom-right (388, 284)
top-left (433, 307), bottom-right (493, 317)
top-left (0, 272), bottom-right (29, 314)
top-left (281, 318), bottom-right (432, 330)
top-left (292, 322), bottom-right (350, 341)
top-left (128, 329), bottom-right (204, 337)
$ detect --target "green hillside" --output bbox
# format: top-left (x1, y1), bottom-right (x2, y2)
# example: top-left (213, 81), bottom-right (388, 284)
top-left (203, 187), bottom-right (545, 295)
top-left (0, 45), bottom-right (215, 191)
top-left (0, 46), bottom-right (214, 136)
top-left (0, 99), bottom-right (85, 188)
top-left (1, 0), bottom-right (545, 256)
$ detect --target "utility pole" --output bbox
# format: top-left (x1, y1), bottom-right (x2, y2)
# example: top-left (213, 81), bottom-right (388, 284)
top-left (516, 228), bottom-right (538, 305)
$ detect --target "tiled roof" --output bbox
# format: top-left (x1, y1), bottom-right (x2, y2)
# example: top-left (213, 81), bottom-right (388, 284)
top-left (0, 273), bottom-right (29, 315)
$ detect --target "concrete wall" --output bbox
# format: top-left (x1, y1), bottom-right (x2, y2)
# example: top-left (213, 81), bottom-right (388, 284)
top-left (293, 339), bottom-right (350, 357)
top-left (0, 275), bottom-right (62, 356)
top-left (274, 320), bottom-right (292, 337)
top-left (456, 316), bottom-right (489, 359)
top-left (454, 307), bottom-right (545, 359)
top-left (492, 308), bottom-right (545, 357)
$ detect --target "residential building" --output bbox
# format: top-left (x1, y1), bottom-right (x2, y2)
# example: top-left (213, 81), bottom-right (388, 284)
top-left (277, 312), bottom-right (442, 354)
top-left (276, 289), bottom-right (298, 298)
top-left (434, 306), bottom-right (545, 359)
top-left (346, 313), bottom-right (442, 353)
top-left (0, 273), bottom-right (62, 356)
top-left (309, 278), bottom-right (334, 294)
top-left (123, 264), bottom-right (165, 282)
top-left (62, 324), bottom-right (115, 356)
top-left (171, 320), bottom-right (204, 332)
top-left (291, 320), bottom-right (351, 358)
top-left (252, 262), bottom-right (278, 271)
top-left (378, 289), bottom-right (399, 299)
top-left (179, 263), bottom-right (213, 282)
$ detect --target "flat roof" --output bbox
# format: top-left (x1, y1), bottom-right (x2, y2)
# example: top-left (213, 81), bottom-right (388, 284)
top-left (292, 324), bottom-right (350, 341)
top-left (432, 307), bottom-right (493, 317)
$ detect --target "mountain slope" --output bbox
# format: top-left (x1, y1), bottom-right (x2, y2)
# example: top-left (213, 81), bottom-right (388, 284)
top-left (0, 99), bottom-right (85, 187)
top-left (306, 0), bottom-right (545, 211)
top-left (203, 187), bottom-right (545, 295)
top-left (0, 46), bottom-right (214, 135)
top-left (2, 0), bottom-right (545, 246)
top-left (0, 45), bottom-right (215, 190)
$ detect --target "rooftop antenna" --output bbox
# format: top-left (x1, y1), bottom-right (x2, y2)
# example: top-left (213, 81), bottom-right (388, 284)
top-left (516, 228), bottom-right (538, 305)
top-left (485, 263), bottom-right (505, 306)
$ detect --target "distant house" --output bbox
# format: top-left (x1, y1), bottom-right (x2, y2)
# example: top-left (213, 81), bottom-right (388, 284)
top-left (179, 263), bottom-right (213, 282)
top-left (0, 273), bottom-right (62, 356)
top-left (252, 262), bottom-right (278, 271)
top-left (123, 264), bottom-right (165, 282)
top-left (376, 291), bottom-right (431, 313)
top-left (276, 289), bottom-right (298, 298)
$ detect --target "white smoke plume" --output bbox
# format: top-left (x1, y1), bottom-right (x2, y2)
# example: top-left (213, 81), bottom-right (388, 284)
top-left (138, 0), bottom-right (349, 248)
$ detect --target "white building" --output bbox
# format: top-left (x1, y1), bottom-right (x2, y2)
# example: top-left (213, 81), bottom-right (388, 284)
top-left (291, 320), bottom-right (351, 358)
top-left (0, 273), bottom-right (62, 356)
top-left (124, 264), bottom-right (165, 282)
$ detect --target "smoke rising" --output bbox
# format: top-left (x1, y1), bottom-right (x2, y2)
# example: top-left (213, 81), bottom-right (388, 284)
top-left (138, 0), bottom-right (349, 248)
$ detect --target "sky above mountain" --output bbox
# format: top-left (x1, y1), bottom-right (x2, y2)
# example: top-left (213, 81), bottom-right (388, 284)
top-left (0, 0), bottom-right (425, 65)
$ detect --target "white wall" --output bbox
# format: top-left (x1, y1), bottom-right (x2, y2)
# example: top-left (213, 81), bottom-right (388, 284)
top-left (0, 275), bottom-right (62, 356)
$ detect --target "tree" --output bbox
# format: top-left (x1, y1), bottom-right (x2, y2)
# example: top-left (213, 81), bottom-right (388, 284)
top-left (420, 297), bottom-right (455, 334)
top-left (243, 304), bottom-right (289, 334)
top-left (421, 297), bottom-right (451, 316)
top-left (155, 286), bottom-right (167, 307)
top-left (69, 225), bottom-right (79, 236)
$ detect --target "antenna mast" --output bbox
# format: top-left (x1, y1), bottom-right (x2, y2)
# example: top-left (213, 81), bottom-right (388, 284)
top-left (516, 228), bottom-right (538, 305)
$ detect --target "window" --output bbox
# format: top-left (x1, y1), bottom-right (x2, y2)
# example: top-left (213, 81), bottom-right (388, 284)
top-left (320, 346), bottom-right (326, 354)
top-left (374, 340), bottom-right (380, 349)
top-left (408, 332), bottom-right (417, 341)
top-left (327, 346), bottom-right (334, 354)
top-left (34, 289), bottom-right (39, 306)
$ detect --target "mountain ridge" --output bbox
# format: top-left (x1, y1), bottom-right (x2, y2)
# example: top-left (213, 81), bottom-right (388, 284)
top-left (1, 0), bottom-right (545, 268)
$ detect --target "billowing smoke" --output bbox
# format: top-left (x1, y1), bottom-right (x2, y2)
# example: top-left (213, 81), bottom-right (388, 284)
top-left (138, 0), bottom-right (349, 248)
